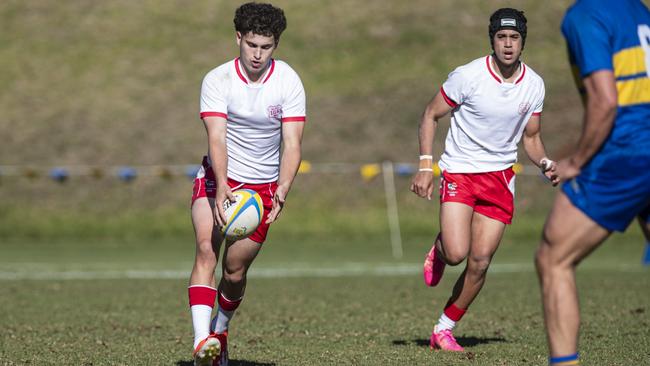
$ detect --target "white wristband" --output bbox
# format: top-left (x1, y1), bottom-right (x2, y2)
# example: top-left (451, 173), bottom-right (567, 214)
top-left (419, 155), bottom-right (433, 160)
top-left (419, 168), bottom-right (433, 172)
top-left (539, 157), bottom-right (553, 171)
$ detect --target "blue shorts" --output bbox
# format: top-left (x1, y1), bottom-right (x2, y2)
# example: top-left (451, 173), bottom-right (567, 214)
top-left (562, 144), bottom-right (650, 232)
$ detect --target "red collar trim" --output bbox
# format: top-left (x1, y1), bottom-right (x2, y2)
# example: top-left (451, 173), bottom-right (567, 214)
top-left (486, 56), bottom-right (502, 83)
top-left (262, 59), bottom-right (275, 83)
top-left (515, 63), bottom-right (526, 84)
top-left (234, 58), bottom-right (248, 84)
top-left (234, 58), bottom-right (275, 84)
top-left (486, 56), bottom-right (526, 84)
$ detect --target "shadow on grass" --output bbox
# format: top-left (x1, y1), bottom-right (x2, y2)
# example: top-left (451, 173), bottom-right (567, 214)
top-left (177, 360), bottom-right (276, 366)
top-left (392, 336), bottom-right (507, 348)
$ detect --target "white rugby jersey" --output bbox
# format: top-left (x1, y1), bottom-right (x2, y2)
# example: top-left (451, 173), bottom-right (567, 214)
top-left (438, 55), bottom-right (545, 173)
top-left (200, 58), bottom-right (306, 183)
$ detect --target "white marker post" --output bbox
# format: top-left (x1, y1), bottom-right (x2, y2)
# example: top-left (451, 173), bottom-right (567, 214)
top-left (382, 161), bottom-right (403, 259)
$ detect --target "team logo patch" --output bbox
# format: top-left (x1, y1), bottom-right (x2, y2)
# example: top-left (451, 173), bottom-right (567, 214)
top-left (447, 182), bottom-right (457, 197)
top-left (267, 105), bottom-right (283, 119)
top-left (518, 102), bottom-right (531, 115)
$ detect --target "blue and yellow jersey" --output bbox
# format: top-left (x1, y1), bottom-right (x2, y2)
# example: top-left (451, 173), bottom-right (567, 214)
top-left (562, 0), bottom-right (650, 147)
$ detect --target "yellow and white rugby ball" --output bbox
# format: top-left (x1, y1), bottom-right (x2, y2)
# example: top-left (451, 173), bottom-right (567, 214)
top-left (221, 189), bottom-right (264, 241)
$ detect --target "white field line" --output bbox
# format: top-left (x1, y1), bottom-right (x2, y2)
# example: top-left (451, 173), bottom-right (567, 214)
top-left (0, 262), bottom-right (646, 280)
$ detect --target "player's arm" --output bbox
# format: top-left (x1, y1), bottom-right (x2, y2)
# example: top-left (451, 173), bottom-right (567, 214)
top-left (203, 116), bottom-right (234, 227)
top-left (266, 121), bottom-right (305, 224)
top-left (410, 90), bottom-right (454, 200)
top-left (522, 114), bottom-right (559, 185)
top-left (557, 70), bottom-right (617, 179)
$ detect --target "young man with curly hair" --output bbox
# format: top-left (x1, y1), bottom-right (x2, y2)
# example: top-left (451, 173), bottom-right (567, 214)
top-left (187, 3), bottom-right (306, 365)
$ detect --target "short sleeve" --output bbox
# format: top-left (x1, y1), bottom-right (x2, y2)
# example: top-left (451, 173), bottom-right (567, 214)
top-left (281, 70), bottom-right (306, 123)
top-left (441, 67), bottom-right (469, 107)
top-left (533, 80), bottom-right (545, 115)
top-left (561, 8), bottom-right (613, 78)
top-left (200, 70), bottom-right (228, 119)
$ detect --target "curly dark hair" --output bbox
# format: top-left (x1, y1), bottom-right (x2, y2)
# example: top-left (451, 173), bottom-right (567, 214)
top-left (234, 2), bottom-right (287, 45)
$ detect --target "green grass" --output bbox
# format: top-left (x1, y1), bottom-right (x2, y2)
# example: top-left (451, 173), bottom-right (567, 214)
top-left (1, 1), bottom-right (650, 364)
top-left (1, 264), bottom-right (648, 365)
top-left (1, 200), bottom-right (649, 365)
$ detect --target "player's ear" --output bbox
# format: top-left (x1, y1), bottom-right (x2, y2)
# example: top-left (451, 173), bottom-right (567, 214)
top-left (236, 31), bottom-right (242, 46)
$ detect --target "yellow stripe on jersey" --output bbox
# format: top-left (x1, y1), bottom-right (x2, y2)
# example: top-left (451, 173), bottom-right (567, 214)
top-left (613, 46), bottom-right (647, 78)
top-left (617, 77), bottom-right (650, 106)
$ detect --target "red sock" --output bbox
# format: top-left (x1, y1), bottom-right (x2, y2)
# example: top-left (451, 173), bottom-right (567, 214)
top-left (217, 291), bottom-right (242, 311)
top-left (188, 285), bottom-right (217, 307)
top-left (443, 303), bottom-right (467, 322)
top-left (188, 285), bottom-right (217, 347)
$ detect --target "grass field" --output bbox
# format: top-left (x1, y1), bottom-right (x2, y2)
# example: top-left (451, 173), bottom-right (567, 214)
top-left (2, 0), bottom-right (650, 365)
top-left (2, 180), bottom-right (649, 365)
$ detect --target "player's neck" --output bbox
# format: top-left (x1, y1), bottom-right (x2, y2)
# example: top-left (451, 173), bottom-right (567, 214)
top-left (491, 55), bottom-right (521, 83)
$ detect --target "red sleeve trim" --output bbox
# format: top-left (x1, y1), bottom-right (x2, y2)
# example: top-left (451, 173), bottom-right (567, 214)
top-left (200, 112), bottom-right (227, 119)
top-left (531, 112), bottom-right (542, 116)
top-left (281, 116), bottom-right (306, 123)
top-left (440, 87), bottom-right (458, 108)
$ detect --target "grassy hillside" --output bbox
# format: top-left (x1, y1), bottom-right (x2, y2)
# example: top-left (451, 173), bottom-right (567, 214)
top-left (1, 0), bottom-right (580, 167)
top-left (1, 0), bottom-right (645, 237)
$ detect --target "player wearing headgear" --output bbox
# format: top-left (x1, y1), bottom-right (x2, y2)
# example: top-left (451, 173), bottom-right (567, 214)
top-left (535, 1), bottom-right (650, 365)
top-left (410, 8), bottom-right (558, 352)
top-left (187, 2), bottom-right (306, 365)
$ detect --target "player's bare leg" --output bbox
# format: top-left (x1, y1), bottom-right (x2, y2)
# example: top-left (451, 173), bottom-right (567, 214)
top-left (219, 238), bottom-right (262, 303)
top-left (535, 192), bottom-right (610, 358)
top-left (190, 197), bottom-right (222, 287)
top-left (438, 202), bottom-right (474, 264)
top-left (425, 202), bottom-right (474, 286)
top-left (189, 197), bottom-right (224, 365)
top-left (448, 212), bottom-right (505, 309)
top-left (206, 238), bottom-right (262, 366)
top-left (429, 202), bottom-right (477, 351)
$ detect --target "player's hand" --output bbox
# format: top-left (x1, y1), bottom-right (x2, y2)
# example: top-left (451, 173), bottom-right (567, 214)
top-left (540, 158), bottom-right (560, 186)
top-left (555, 157), bottom-right (581, 181)
top-left (266, 184), bottom-right (288, 224)
top-left (215, 184), bottom-right (235, 228)
top-left (410, 171), bottom-right (435, 200)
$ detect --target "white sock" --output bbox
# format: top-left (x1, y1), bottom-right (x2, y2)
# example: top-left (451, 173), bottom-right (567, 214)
top-left (191, 305), bottom-right (213, 349)
top-left (435, 313), bottom-right (456, 332)
top-left (211, 307), bottom-right (236, 333)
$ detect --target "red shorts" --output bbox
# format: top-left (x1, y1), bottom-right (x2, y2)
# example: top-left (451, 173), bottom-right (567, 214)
top-left (191, 157), bottom-right (277, 243)
top-left (439, 168), bottom-right (515, 224)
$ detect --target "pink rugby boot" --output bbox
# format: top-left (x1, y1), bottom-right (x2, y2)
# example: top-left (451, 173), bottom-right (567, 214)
top-left (423, 234), bottom-right (446, 286)
top-left (430, 327), bottom-right (464, 352)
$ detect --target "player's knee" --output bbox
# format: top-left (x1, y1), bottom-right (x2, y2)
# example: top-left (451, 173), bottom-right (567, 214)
top-left (467, 255), bottom-right (491, 276)
top-left (195, 240), bottom-right (217, 267)
top-left (535, 242), bottom-right (559, 275)
top-left (222, 267), bottom-right (246, 286)
top-left (443, 247), bottom-right (467, 265)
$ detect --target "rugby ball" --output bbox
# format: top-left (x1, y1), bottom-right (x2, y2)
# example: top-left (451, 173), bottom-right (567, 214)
top-left (221, 189), bottom-right (264, 241)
